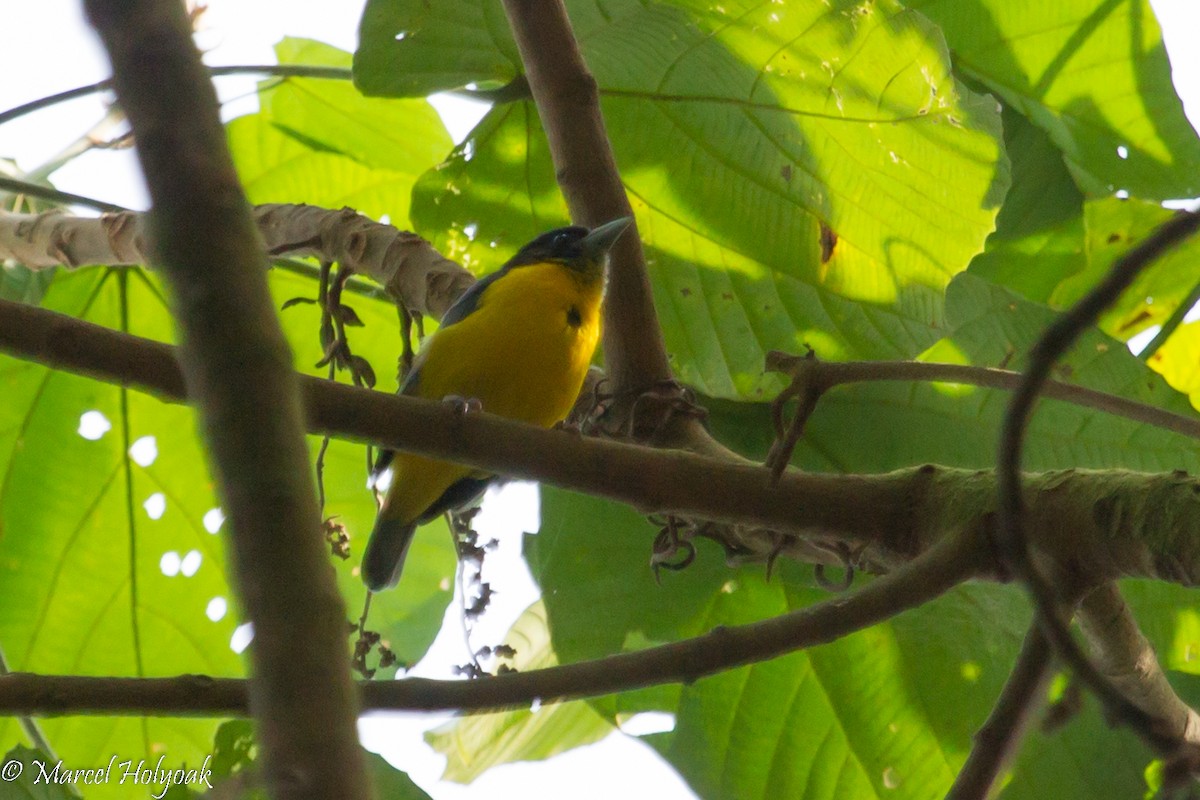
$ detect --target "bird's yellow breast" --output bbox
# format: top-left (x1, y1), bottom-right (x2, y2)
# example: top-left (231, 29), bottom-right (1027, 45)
top-left (413, 261), bottom-right (604, 424)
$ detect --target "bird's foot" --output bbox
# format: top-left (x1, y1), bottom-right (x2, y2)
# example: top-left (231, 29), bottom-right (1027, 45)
top-left (442, 394), bottom-right (483, 414)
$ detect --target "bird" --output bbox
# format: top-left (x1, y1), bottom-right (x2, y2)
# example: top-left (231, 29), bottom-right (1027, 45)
top-left (361, 217), bottom-right (633, 591)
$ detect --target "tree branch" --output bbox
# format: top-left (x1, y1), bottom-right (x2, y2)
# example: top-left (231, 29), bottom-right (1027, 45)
top-left (3, 297), bottom-right (1200, 588)
top-left (997, 207), bottom-right (1200, 763)
top-left (1078, 583), bottom-right (1200, 746)
top-left (0, 64), bottom-right (352, 127)
top-left (947, 625), bottom-right (1055, 800)
top-left (0, 531), bottom-right (981, 717)
top-left (0, 204), bottom-right (474, 320)
top-left (0, 176), bottom-right (126, 213)
top-left (500, 0), bottom-right (672, 396)
top-left (765, 352), bottom-right (1200, 442)
top-left (83, 1), bottom-right (368, 797)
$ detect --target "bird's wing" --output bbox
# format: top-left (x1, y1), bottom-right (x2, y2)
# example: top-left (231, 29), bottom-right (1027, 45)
top-left (370, 267), bottom-right (509, 479)
top-left (436, 266), bottom-right (508, 328)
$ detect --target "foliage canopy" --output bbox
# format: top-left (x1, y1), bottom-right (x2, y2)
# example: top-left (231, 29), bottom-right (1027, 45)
top-left (2, 0), bottom-right (1200, 798)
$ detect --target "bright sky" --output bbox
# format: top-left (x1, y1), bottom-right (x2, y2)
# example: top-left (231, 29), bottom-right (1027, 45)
top-left (2, 2), bottom-right (1199, 799)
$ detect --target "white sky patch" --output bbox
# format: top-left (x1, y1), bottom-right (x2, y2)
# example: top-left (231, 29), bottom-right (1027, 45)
top-left (230, 622), bottom-right (255, 654)
top-left (1128, 325), bottom-right (1162, 355)
top-left (129, 435), bottom-right (158, 466)
top-left (618, 712), bottom-right (677, 736)
top-left (77, 410), bottom-right (112, 440)
top-left (160, 551), bottom-right (181, 577)
top-left (206, 597), bottom-right (228, 622)
top-left (180, 549), bottom-right (202, 577)
top-left (371, 468), bottom-right (393, 492)
top-left (427, 92), bottom-right (491, 144)
top-left (203, 507), bottom-right (225, 534)
top-left (143, 492), bottom-right (166, 520)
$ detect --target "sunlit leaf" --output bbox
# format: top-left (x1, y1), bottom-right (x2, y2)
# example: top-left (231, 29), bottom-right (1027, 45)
top-left (395, 0), bottom-right (1008, 399)
top-left (425, 601), bottom-right (613, 782)
top-left (911, 0), bottom-right (1200, 200)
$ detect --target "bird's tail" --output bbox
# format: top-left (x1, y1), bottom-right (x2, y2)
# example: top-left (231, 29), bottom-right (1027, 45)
top-left (362, 514), bottom-right (418, 592)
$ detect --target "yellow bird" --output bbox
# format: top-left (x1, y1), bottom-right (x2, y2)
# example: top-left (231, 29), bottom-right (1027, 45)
top-left (362, 217), bottom-right (633, 591)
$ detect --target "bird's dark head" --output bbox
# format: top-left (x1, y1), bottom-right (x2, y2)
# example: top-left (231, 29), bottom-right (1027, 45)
top-left (506, 217), bottom-right (633, 276)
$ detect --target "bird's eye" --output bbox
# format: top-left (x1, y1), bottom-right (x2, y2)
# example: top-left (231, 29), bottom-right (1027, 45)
top-left (553, 232), bottom-right (570, 247)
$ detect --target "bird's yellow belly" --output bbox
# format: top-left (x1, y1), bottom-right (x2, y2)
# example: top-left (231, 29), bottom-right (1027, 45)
top-left (386, 262), bottom-right (602, 524)
top-left (416, 263), bottom-right (601, 425)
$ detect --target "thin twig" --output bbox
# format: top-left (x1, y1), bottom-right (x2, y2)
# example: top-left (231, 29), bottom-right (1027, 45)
top-left (0, 64), bottom-right (352, 127)
top-left (1138, 276), bottom-right (1200, 361)
top-left (0, 531), bottom-right (982, 717)
top-left (765, 351), bottom-right (1200, 442)
top-left (0, 175), bottom-right (126, 213)
top-left (996, 209), bottom-right (1200, 760)
top-left (947, 624), bottom-right (1055, 800)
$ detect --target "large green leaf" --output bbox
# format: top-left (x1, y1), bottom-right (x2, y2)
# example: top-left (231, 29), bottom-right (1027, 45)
top-left (228, 113), bottom-right (418, 227)
top-left (1, 746), bottom-right (82, 800)
top-left (393, 0), bottom-right (1008, 399)
top-left (527, 485), bottom-right (1161, 799)
top-left (355, 0), bottom-right (519, 97)
top-left (1146, 319), bottom-right (1200, 411)
top-left (910, 0), bottom-right (1200, 200)
top-left (228, 38), bottom-right (450, 231)
top-left (425, 601), bottom-right (613, 782)
top-left (966, 106), bottom-right (1085, 304)
top-left (262, 38), bottom-right (452, 177)
top-left (1051, 197), bottom-right (1200, 342)
top-left (709, 273), bottom-right (1200, 476)
top-left (0, 269), bottom-right (240, 798)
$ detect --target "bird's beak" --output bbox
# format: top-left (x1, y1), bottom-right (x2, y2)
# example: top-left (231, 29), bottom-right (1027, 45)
top-left (580, 216), bottom-right (633, 260)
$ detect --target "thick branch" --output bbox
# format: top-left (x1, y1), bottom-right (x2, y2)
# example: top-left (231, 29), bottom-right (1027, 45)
top-left (997, 208), bottom-right (1200, 761)
top-left (1078, 583), bottom-right (1200, 745)
top-left (82, 2), bottom-right (368, 798)
top-left (0, 204), bottom-right (473, 320)
top-left (2, 298), bottom-right (1199, 588)
top-left (0, 532), bottom-right (981, 717)
top-left (500, 0), bottom-right (672, 395)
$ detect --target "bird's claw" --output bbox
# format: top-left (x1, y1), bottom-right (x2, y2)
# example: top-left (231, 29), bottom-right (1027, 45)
top-left (442, 394), bottom-right (483, 414)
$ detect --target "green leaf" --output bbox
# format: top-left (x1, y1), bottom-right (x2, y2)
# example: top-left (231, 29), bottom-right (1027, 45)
top-left (1051, 197), bottom-right (1200, 341)
top-left (355, 0), bottom-right (520, 97)
top-left (910, 0), bottom-right (1200, 200)
top-left (263, 38), bottom-right (452, 176)
top-left (0, 264), bottom-right (56, 306)
top-left (1, 745), bottom-right (82, 799)
top-left (966, 106), bottom-right (1085, 304)
top-left (209, 720), bottom-right (255, 780)
top-left (425, 601), bottom-right (613, 782)
top-left (1145, 319), bottom-right (1200, 411)
top-left (367, 750), bottom-right (435, 800)
top-left (0, 269), bottom-right (240, 798)
top-left (528, 487), bottom-right (1158, 799)
top-left (714, 273), bottom-right (1200, 476)
top-left (228, 113), bottom-right (418, 227)
top-left (402, 0), bottom-right (1008, 399)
